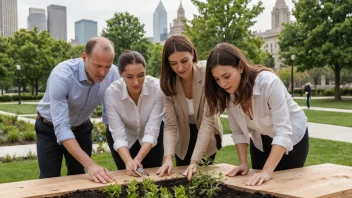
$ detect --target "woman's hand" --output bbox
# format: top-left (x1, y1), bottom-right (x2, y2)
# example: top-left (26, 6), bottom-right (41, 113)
top-left (125, 159), bottom-right (140, 177)
top-left (246, 170), bottom-right (271, 186)
top-left (225, 163), bottom-right (249, 177)
top-left (183, 162), bottom-right (198, 181)
top-left (156, 156), bottom-right (173, 177)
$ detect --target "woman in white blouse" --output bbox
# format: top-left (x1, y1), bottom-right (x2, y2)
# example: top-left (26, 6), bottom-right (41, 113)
top-left (204, 43), bottom-right (309, 186)
top-left (105, 50), bottom-right (164, 176)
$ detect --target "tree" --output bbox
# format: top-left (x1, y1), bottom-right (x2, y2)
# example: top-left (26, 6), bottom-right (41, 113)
top-left (279, 0), bottom-right (352, 100)
top-left (307, 67), bottom-right (325, 93)
top-left (263, 52), bottom-right (275, 68)
top-left (102, 12), bottom-right (152, 64)
top-left (147, 43), bottom-right (163, 77)
top-left (69, 45), bottom-right (85, 59)
top-left (0, 36), bottom-right (15, 94)
top-left (184, 0), bottom-right (266, 63)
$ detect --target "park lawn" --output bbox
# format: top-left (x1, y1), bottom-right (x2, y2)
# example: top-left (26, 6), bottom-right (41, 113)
top-left (0, 138), bottom-right (351, 184)
top-left (294, 98), bottom-right (352, 109)
top-left (0, 104), bottom-right (37, 114)
top-left (304, 110), bottom-right (352, 127)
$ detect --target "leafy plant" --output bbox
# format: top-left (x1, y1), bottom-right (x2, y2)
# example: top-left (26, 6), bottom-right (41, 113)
top-left (142, 178), bottom-right (159, 198)
top-left (3, 126), bottom-right (16, 134)
top-left (25, 150), bottom-right (36, 160)
top-left (5, 154), bottom-right (13, 163)
top-left (102, 182), bottom-right (122, 198)
top-left (127, 179), bottom-right (139, 198)
top-left (1, 137), bottom-right (6, 144)
top-left (172, 185), bottom-right (188, 198)
top-left (7, 130), bottom-right (19, 143)
top-left (160, 187), bottom-right (173, 198)
top-left (22, 130), bottom-right (36, 141)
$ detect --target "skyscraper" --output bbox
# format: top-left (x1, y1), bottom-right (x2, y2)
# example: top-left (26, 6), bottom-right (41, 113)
top-left (153, 0), bottom-right (167, 43)
top-left (47, 4), bottom-right (67, 41)
top-left (75, 19), bottom-right (97, 45)
top-left (27, 8), bottom-right (46, 32)
top-left (168, 0), bottom-right (186, 38)
top-left (0, 0), bottom-right (18, 37)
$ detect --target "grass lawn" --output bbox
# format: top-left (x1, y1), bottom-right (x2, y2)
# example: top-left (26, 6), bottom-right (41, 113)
top-left (0, 104), bottom-right (37, 114)
top-left (304, 110), bottom-right (352, 127)
top-left (0, 138), bottom-right (351, 184)
top-left (294, 98), bottom-right (352, 109)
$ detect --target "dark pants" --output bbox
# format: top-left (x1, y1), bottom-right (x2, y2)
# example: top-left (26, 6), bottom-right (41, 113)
top-left (35, 118), bottom-right (93, 179)
top-left (175, 124), bottom-right (221, 166)
top-left (250, 128), bottom-right (309, 171)
top-left (306, 94), bottom-right (311, 108)
top-left (106, 122), bottom-right (164, 170)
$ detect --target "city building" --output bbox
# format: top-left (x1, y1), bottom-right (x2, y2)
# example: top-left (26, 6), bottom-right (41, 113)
top-left (74, 19), bottom-right (97, 45)
top-left (0, 0), bottom-right (18, 37)
top-left (27, 8), bottom-right (46, 32)
top-left (168, 0), bottom-right (186, 38)
top-left (255, 0), bottom-right (290, 71)
top-left (47, 4), bottom-right (67, 41)
top-left (153, 0), bottom-right (167, 43)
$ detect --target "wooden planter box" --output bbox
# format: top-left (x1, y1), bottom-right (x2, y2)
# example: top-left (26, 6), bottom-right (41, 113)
top-left (0, 163), bottom-right (351, 198)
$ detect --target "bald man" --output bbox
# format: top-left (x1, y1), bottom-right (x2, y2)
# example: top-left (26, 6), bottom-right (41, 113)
top-left (36, 37), bottom-right (119, 183)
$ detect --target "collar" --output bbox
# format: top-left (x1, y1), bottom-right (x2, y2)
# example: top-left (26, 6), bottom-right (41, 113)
top-left (78, 59), bottom-right (89, 82)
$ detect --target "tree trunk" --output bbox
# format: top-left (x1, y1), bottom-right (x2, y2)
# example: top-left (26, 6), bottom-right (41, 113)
top-left (35, 79), bottom-right (39, 96)
top-left (31, 79), bottom-right (34, 95)
top-left (334, 65), bottom-right (342, 100)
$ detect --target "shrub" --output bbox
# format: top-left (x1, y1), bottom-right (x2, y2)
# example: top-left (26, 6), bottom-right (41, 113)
top-left (1, 137), bottom-right (6, 144)
top-left (7, 130), bottom-right (19, 143)
top-left (3, 126), bottom-right (16, 134)
top-left (22, 131), bottom-right (36, 141)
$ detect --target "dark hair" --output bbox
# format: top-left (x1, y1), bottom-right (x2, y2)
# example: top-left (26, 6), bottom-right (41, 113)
top-left (117, 50), bottom-right (146, 73)
top-left (85, 37), bottom-right (115, 56)
top-left (160, 35), bottom-right (198, 96)
top-left (205, 43), bottom-right (276, 116)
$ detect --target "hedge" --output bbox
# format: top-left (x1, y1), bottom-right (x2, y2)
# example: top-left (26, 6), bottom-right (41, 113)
top-left (0, 94), bottom-right (43, 102)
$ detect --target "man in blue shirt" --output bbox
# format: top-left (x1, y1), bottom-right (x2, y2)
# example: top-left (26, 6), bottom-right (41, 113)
top-left (36, 37), bottom-right (119, 183)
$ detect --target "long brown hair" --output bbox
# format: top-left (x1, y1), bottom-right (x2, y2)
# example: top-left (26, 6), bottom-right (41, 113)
top-left (205, 43), bottom-right (276, 116)
top-left (160, 35), bottom-right (198, 96)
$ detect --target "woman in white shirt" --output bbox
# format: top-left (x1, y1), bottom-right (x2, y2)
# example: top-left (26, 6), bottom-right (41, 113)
top-left (105, 50), bottom-right (164, 176)
top-left (204, 43), bottom-right (309, 186)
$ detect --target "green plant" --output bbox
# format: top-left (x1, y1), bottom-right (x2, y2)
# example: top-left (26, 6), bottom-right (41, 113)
top-left (160, 187), bottom-right (173, 198)
top-left (25, 150), bottom-right (37, 160)
top-left (3, 126), bottom-right (16, 134)
top-left (7, 130), bottom-right (19, 143)
top-left (102, 182), bottom-right (122, 198)
top-left (127, 179), bottom-right (139, 198)
top-left (1, 137), bottom-right (6, 144)
top-left (172, 186), bottom-right (188, 198)
top-left (5, 154), bottom-right (13, 163)
top-left (22, 131), bottom-right (36, 141)
top-left (142, 178), bottom-right (159, 198)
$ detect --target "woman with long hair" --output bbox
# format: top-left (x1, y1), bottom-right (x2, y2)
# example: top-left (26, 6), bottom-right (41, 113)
top-left (204, 43), bottom-right (309, 186)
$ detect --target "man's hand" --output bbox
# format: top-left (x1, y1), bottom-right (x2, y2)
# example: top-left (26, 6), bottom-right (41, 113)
top-left (86, 162), bottom-right (113, 183)
top-left (156, 156), bottom-right (173, 177)
top-left (225, 163), bottom-right (249, 177)
top-left (246, 170), bottom-right (271, 186)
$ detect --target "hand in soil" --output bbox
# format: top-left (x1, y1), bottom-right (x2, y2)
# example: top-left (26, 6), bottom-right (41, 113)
top-left (126, 159), bottom-right (142, 177)
top-left (225, 163), bottom-right (249, 177)
top-left (87, 163), bottom-right (113, 184)
top-left (156, 157), bottom-right (173, 177)
top-left (246, 170), bottom-right (271, 186)
top-left (183, 163), bottom-right (198, 181)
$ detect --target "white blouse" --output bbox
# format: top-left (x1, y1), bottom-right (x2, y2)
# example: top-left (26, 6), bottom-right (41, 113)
top-left (104, 76), bottom-right (165, 151)
top-left (186, 98), bottom-right (196, 124)
top-left (227, 71), bottom-right (307, 153)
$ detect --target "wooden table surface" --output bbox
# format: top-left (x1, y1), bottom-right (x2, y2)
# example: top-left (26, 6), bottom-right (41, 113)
top-left (0, 163), bottom-right (351, 198)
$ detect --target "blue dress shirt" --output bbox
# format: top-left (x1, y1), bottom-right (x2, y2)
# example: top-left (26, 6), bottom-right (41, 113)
top-left (37, 58), bottom-right (120, 144)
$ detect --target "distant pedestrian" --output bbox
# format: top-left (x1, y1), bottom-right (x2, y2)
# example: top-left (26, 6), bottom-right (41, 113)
top-left (304, 82), bottom-right (312, 109)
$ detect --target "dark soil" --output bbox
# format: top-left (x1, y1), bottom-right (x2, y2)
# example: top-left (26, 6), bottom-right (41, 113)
top-left (50, 178), bottom-right (278, 198)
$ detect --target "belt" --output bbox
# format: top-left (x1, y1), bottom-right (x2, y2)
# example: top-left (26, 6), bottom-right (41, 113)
top-left (37, 113), bottom-right (88, 131)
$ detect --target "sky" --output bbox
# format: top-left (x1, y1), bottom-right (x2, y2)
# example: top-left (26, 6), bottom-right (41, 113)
top-left (18, 0), bottom-right (295, 41)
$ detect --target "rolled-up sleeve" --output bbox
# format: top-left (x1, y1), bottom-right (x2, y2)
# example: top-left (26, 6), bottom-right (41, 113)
top-left (49, 74), bottom-right (75, 144)
top-left (104, 88), bottom-right (129, 151)
top-left (267, 78), bottom-right (293, 152)
top-left (227, 107), bottom-right (249, 145)
top-left (142, 89), bottom-right (165, 147)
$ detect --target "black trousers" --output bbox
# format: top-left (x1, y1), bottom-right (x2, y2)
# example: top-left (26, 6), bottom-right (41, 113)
top-left (306, 94), bottom-right (311, 108)
top-left (250, 128), bottom-right (309, 171)
top-left (35, 118), bottom-right (93, 179)
top-left (175, 124), bottom-right (221, 166)
top-left (106, 122), bottom-right (164, 170)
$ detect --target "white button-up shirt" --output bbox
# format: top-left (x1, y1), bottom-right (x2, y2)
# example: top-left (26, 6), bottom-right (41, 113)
top-left (227, 71), bottom-right (307, 153)
top-left (104, 76), bottom-right (165, 151)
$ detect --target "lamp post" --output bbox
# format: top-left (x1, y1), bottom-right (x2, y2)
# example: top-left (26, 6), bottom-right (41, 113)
top-left (290, 55), bottom-right (295, 97)
top-left (16, 64), bottom-right (21, 105)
